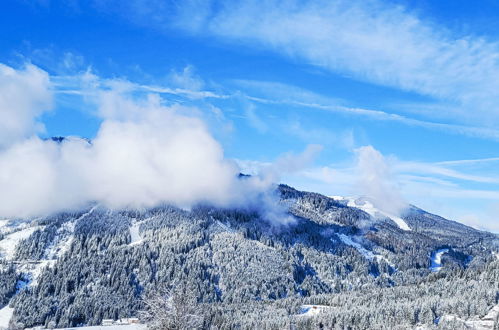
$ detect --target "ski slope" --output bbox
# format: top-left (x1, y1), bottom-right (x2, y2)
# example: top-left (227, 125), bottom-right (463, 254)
top-left (331, 196), bottom-right (411, 231)
top-left (336, 233), bottom-right (395, 268)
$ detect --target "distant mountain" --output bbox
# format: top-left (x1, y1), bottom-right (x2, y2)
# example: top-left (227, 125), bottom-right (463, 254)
top-left (0, 184), bottom-right (497, 329)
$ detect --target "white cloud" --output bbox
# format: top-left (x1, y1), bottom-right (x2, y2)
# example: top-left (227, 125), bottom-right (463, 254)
top-left (436, 157), bottom-right (499, 166)
top-left (103, 0), bottom-right (499, 126)
top-left (243, 103), bottom-right (268, 133)
top-left (354, 146), bottom-right (407, 216)
top-left (289, 149), bottom-right (499, 232)
top-left (232, 80), bottom-right (499, 142)
top-left (0, 96), bottom-right (245, 217)
top-left (393, 161), bottom-right (499, 184)
top-left (55, 72), bottom-right (499, 142)
top-left (0, 64), bottom-right (53, 148)
top-left (237, 144), bottom-right (323, 180)
top-left (0, 64), bottom-right (301, 224)
top-left (168, 65), bottom-right (205, 91)
top-left (198, 0), bottom-right (499, 125)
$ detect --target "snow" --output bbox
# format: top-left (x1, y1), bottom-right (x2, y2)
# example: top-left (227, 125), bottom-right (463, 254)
top-left (430, 248), bottom-right (449, 272)
top-left (337, 234), bottom-right (375, 260)
top-left (336, 234), bottom-right (395, 268)
top-left (0, 219), bottom-right (23, 235)
top-left (433, 302), bottom-right (499, 329)
top-left (331, 196), bottom-right (411, 231)
top-left (483, 304), bottom-right (499, 320)
top-left (58, 325), bottom-right (147, 330)
top-left (43, 221), bottom-right (76, 261)
top-left (0, 304), bottom-right (14, 329)
top-left (129, 216), bottom-right (157, 246)
top-left (129, 222), bottom-right (143, 246)
top-left (29, 260), bottom-right (57, 286)
top-left (216, 220), bottom-right (235, 233)
top-left (0, 219), bottom-right (9, 232)
top-left (299, 305), bottom-right (331, 317)
top-left (128, 215), bottom-right (158, 247)
top-left (0, 226), bottom-right (40, 260)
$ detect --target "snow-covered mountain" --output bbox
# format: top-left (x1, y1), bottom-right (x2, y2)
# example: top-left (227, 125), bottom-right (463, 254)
top-left (0, 184), bottom-right (498, 329)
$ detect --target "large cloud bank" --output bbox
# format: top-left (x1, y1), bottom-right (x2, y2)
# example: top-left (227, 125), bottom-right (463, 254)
top-left (0, 64), bottom-right (52, 148)
top-left (0, 64), bottom-right (285, 219)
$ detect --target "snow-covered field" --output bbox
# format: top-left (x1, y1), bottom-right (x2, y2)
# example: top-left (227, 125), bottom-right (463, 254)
top-left (0, 304), bottom-right (14, 329)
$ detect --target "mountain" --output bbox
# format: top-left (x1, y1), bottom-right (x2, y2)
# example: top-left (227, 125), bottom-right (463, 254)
top-left (0, 184), bottom-right (498, 329)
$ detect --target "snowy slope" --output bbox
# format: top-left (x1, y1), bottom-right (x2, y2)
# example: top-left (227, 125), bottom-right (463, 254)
top-left (331, 196), bottom-right (411, 231)
top-left (129, 222), bottom-right (143, 246)
top-left (336, 233), bottom-right (395, 268)
top-left (0, 304), bottom-right (14, 329)
top-left (0, 225), bottom-right (41, 260)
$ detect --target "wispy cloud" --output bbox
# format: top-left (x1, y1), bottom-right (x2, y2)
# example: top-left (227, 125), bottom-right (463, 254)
top-left (52, 69), bottom-right (499, 142)
top-left (232, 79), bottom-right (499, 142)
top-left (104, 0), bottom-right (499, 126)
top-left (393, 161), bottom-right (499, 184)
top-left (435, 157), bottom-right (499, 166)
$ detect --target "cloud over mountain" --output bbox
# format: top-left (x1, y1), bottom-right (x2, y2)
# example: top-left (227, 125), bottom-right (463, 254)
top-left (0, 64), bottom-right (290, 219)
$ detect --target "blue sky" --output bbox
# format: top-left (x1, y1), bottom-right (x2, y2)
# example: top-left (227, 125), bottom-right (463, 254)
top-left (1, 0), bottom-right (499, 231)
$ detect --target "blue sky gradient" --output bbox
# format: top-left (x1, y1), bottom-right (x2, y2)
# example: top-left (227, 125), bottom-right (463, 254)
top-left (1, 0), bottom-right (499, 231)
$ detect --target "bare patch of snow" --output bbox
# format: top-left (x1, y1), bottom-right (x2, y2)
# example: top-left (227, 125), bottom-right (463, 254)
top-left (0, 219), bottom-right (9, 232)
top-left (0, 304), bottom-right (14, 329)
top-left (0, 226), bottom-right (40, 260)
top-left (298, 305), bottom-right (331, 317)
top-left (129, 222), bottom-right (143, 246)
top-left (129, 216), bottom-right (157, 246)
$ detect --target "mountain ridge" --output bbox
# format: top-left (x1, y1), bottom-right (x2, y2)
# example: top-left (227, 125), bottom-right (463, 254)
top-left (0, 183), bottom-right (497, 329)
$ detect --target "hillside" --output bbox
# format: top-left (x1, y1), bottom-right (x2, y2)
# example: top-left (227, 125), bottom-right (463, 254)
top-left (0, 184), bottom-right (498, 329)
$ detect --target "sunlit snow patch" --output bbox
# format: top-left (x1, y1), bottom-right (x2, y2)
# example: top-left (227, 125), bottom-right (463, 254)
top-left (331, 196), bottom-right (411, 231)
